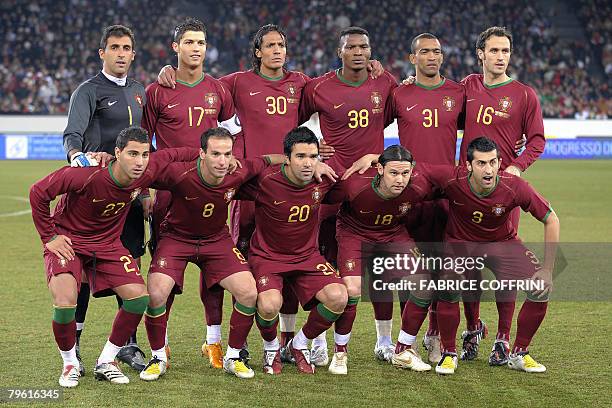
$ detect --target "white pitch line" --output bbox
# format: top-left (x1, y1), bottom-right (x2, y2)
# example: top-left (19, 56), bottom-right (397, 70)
top-left (0, 196), bottom-right (31, 218)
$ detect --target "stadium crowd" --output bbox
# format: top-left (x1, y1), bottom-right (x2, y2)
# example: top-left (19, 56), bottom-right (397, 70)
top-left (0, 0), bottom-right (608, 118)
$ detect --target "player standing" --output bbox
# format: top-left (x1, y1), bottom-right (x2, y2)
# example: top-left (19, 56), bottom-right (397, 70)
top-left (299, 26), bottom-right (398, 363)
top-left (30, 127), bottom-right (197, 387)
top-left (425, 137), bottom-right (558, 375)
top-left (62, 24), bottom-right (148, 373)
top-left (141, 18), bottom-right (236, 369)
top-left (459, 27), bottom-right (546, 364)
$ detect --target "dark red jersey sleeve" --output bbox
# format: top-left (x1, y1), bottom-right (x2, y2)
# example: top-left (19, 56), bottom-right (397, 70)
top-left (235, 177), bottom-right (260, 201)
top-left (512, 87), bottom-right (545, 171)
top-left (419, 163), bottom-right (458, 190)
top-left (218, 81), bottom-right (236, 122)
top-left (141, 83), bottom-right (161, 138)
top-left (298, 80), bottom-right (317, 125)
top-left (514, 178), bottom-right (552, 222)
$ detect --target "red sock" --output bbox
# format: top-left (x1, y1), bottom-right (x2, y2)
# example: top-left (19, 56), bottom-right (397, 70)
top-left (145, 313), bottom-right (167, 351)
top-left (512, 301), bottom-right (548, 353)
top-left (228, 303), bottom-right (256, 349)
top-left (401, 300), bottom-right (429, 336)
top-left (334, 300), bottom-right (358, 336)
top-left (165, 293), bottom-right (175, 320)
top-left (427, 301), bottom-right (439, 336)
top-left (256, 313), bottom-right (279, 342)
top-left (280, 331), bottom-right (294, 347)
top-left (52, 320), bottom-right (76, 351)
top-left (395, 342), bottom-right (411, 354)
top-left (437, 300), bottom-right (460, 354)
top-left (463, 301), bottom-right (480, 331)
top-left (302, 303), bottom-right (340, 340)
top-left (200, 274), bottom-right (224, 325)
top-left (372, 301), bottom-right (393, 320)
top-left (334, 344), bottom-right (348, 353)
top-left (495, 301), bottom-right (515, 341)
top-left (109, 309), bottom-right (143, 347)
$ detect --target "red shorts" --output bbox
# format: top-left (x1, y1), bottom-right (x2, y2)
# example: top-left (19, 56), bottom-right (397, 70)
top-left (250, 251), bottom-right (343, 310)
top-left (148, 233), bottom-right (250, 294)
top-left (407, 198), bottom-right (448, 243)
top-left (44, 241), bottom-right (143, 297)
top-left (229, 200), bottom-right (256, 252)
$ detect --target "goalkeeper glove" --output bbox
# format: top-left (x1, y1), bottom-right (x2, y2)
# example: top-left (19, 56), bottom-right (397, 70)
top-left (70, 152), bottom-right (99, 167)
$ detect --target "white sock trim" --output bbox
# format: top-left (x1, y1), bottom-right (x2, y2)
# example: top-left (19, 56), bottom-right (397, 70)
top-left (206, 324), bottom-right (222, 344)
top-left (279, 313), bottom-right (297, 332)
top-left (398, 330), bottom-right (417, 346)
top-left (334, 332), bottom-right (351, 346)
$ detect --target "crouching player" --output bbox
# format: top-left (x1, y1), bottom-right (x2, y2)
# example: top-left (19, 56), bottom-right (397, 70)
top-left (425, 137), bottom-right (559, 375)
top-left (324, 145), bottom-right (434, 373)
top-left (238, 127), bottom-right (347, 375)
top-left (140, 127), bottom-right (292, 380)
top-left (30, 127), bottom-right (197, 386)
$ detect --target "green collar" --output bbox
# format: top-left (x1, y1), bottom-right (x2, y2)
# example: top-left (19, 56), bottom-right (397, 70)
top-left (257, 70), bottom-right (285, 81)
top-left (176, 73), bottom-right (205, 87)
top-left (281, 163), bottom-right (311, 188)
top-left (484, 77), bottom-right (513, 89)
top-left (335, 68), bottom-right (367, 87)
top-left (108, 160), bottom-right (126, 188)
top-left (415, 78), bottom-right (445, 90)
top-left (468, 171), bottom-right (499, 197)
top-left (196, 157), bottom-right (222, 187)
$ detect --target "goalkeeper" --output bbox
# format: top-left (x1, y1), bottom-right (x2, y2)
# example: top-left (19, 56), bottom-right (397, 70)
top-left (62, 24), bottom-right (150, 374)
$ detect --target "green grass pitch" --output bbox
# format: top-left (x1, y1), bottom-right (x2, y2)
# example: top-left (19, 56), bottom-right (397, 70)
top-left (0, 160), bottom-right (610, 407)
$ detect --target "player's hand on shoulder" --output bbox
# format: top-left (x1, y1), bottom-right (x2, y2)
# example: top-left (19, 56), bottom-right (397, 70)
top-left (514, 135), bottom-right (527, 154)
top-left (367, 59), bottom-right (385, 79)
top-left (86, 152), bottom-right (113, 167)
top-left (314, 162), bottom-right (337, 183)
top-left (228, 157), bottom-right (242, 174)
top-left (342, 153), bottom-right (379, 180)
top-left (45, 235), bottom-right (75, 261)
top-left (504, 165), bottom-right (521, 177)
top-left (158, 65), bottom-right (176, 89)
top-left (70, 152), bottom-right (99, 167)
top-left (319, 139), bottom-right (335, 160)
top-left (402, 75), bottom-right (416, 86)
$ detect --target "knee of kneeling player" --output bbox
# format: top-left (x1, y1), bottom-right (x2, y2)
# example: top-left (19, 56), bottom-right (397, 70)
top-left (233, 284), bottom-right (258, 307)
top-left (345, 281), bottom-right (362, 298)
top-left (122, 294), bottom-right (150, 314)
top-left (322, 284), bottom-right (348, 312)
top-left (257, 296), bottom-right (281, 318)
top-left (148, 287), bottom-right (170, 308)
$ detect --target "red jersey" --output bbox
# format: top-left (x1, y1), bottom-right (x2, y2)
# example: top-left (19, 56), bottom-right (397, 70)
top-left (151, 158), bottom-right (269, 241)
top-left (325, 167), bottom-right (431, 241)
top-left (238, 164), bottom-right (335, 262)
top-left (30, 148), bottom-right (198, 247)
top-left (391, 78), bottom-right (465, 165)
top-left (142, 74), bottom-right (235, 149)
top-left (424, 165), bottom-right (552, 242)
top-left (299, 69), bottom-right (397, 169)
top-left (220, 70), bottom-right (310, 158)
top-left (461, 74), bottom-right (545, 171)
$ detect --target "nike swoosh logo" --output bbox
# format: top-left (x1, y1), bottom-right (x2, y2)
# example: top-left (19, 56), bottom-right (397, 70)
top-left (333, 103), bottom-right (345, 109)
top-left (107, 101), bottom-right (117, 106)
top-left (359, 210), bottom-right (373, 214)
top-left (92, 198), bottom-right (105, 203)
top-left (249, 91), bottom-right (261, 96)
top-left (273, 200), bottom-right (286, 205)
top-left (453, 200), bottom-right (464, 206)
top-left (467, 99), bottom-right (476, 102)
top-left (406, 104), bottom-right (418, 112)
top-left (168, 103), bottom-right (180, 109)
top-left (184, 196), bottom-right (199, 200)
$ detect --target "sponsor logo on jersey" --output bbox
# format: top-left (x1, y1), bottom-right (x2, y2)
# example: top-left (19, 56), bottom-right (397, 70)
top-left (499, 96), bottom-right (512, 113)
top-left (135, 94), bottom-right (143, 107)
top-left (442, 96), bottom-right (456, 111)
top-left (312, 187), bottom-right (321, 203)
top-left (286, 83), bottom-right (299, 103)
top-left (204, 93), bottom-right (219, 114)
top-left (130, 188), bottom-right (142, 201)
top-left (399, 202), bottom-right (411, 215)
top-left (333, 103), bottom-right (345, 109)
top-left (58, 258), bottom-right (68, 268)
top-left (273, 200), bottom-right (286, 205)
top-left (92, 198), bottom-right (105, 203)
top-left (224, 188), bottom-right (235, 203)
top-left (406, 103), bottom-right (418, 112)
top-left (167, 103), bottom-right (180, 109)
top-left (371, 91), bottom-right (382, 109)
top-left (107, 100), bottom-right (118, 106)
top-left (492, 204), bottom-right (506, 216)
top-left (346, 259), bottom-right (356, 272)
top-left (249, 91), bottom-right (261, 96)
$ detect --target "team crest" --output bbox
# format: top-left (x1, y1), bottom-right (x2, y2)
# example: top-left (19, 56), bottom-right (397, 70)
top-left (492, 204), bottom-right (506, 216)
top-left (371, 91), bottom-right (382, 109)
top-left (442, 96), bottom-right (456, 111)
top-left (346, 259), bottom-right (356, 272)
top-left (258, 275), bottom-right (269, 287)
top-left (399, 202), bottom-right (411, 215)
top-left (157, 257), bottom-right (167, 268)
top-left (499, 96), bottom-right (512, 113)
top-left (130, 188), bottom-right (142, 201)
top-left (224, 188), bottom-right (235, 203)
top-left (287, 83), bottom-right (296, 96)
top-left (58, 258), bottom-right (68, 268)
top-left (312, 187), bottom-right (321, 203)
top-left (135, 94), bottom-right (143, 107)
top-left (204, 93), bottom-right (218, 107)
